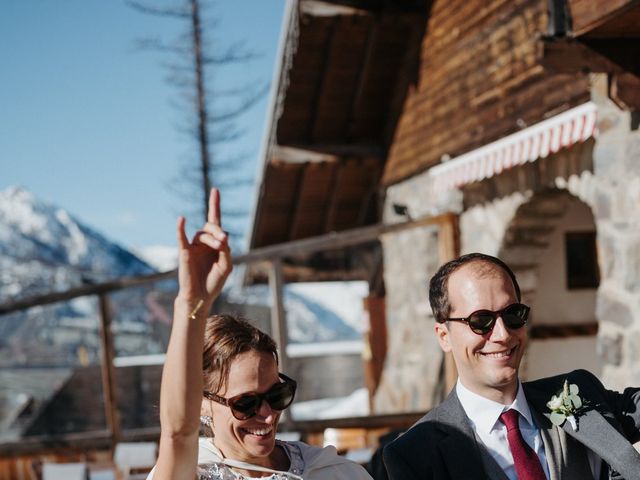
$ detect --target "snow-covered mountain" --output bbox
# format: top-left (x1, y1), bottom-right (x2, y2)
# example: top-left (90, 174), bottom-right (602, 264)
top-left (0, 186), bottom-right (155, 301)
top-left (0, 186), bottom-right (162, 367)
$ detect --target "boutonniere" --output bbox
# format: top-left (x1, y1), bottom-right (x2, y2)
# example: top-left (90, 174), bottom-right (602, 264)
top-left (546, 380), bottom-right (586, 430)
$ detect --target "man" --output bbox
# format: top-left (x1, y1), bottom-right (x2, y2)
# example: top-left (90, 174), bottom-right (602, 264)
top-left (383, 253), bottom-right (640, 480)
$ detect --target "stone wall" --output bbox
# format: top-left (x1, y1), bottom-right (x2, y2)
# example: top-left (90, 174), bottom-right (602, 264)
top-left (590, 76), bottom-right (640, 389)
top-left (373, 225), bottom-right (443, 413)
top-left (374, 74), bottom-right (640, 413)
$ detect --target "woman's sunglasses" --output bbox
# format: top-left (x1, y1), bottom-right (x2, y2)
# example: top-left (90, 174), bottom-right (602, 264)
top-left (444, 303), bottom-right (530, 335)
top-left (203, 373), bottom-right (297, 420)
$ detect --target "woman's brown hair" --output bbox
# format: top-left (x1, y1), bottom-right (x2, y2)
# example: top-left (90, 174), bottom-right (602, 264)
top-left (202, 314), bottom-right (279, 395)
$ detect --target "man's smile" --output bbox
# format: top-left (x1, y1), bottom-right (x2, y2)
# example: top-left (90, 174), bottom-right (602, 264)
top-left (479, 346), bottom-right (516, 358)
top-left (241, 425), bottom-right (274, 437)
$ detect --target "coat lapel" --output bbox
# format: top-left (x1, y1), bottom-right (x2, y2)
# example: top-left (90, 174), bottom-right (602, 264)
top-left (433, 390), bottom-right (502, 480)
top-left (530, 406), bottom-right (561, 480)
top-left (471, 429), bottom-right (510, 480)
top-left (530, 403), bottom-right (593, 479)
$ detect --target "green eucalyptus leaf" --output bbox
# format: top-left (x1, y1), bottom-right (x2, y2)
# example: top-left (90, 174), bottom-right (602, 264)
top-left (550, 411), bottom-right (566, 426)
top-left (569, 383), bottom-right (579, 395)
top-left (569, 394), bottom-right (582, 409)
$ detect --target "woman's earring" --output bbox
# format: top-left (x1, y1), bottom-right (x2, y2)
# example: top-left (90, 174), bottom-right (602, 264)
top-left (200, 415), bottom-right (213, 428)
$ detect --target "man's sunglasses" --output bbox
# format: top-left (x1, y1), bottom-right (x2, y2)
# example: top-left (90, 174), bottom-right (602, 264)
top-left (203, 373), bottom-right (297, 420)
top-left (443, 303), bottom-right (530, 335)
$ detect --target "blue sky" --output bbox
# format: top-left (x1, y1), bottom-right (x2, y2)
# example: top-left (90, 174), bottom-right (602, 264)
top-left (1, 0), bottom-right (285, 251)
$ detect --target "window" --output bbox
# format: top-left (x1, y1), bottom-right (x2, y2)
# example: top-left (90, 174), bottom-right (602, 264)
top-left (565, 231), bottom-right (599, 289)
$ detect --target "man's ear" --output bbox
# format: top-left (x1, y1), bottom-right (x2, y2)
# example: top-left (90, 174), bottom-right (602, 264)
top-left (435, 322), bottom-right (452, 352)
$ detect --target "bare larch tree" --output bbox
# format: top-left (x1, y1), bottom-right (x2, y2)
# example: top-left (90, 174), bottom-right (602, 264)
top-left (128, 0), bottom-right (268, 235)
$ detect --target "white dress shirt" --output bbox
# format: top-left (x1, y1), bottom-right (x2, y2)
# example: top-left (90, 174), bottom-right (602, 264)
top-left (456, 380), bottom-right (601, 479)
top-left (456, 380), bottom-right (550, 480)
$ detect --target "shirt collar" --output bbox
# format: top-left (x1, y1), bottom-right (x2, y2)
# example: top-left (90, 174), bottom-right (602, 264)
top-left (456, 380), bottom-right (535, 435)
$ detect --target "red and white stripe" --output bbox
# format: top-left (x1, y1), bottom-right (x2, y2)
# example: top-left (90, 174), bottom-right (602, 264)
top-left (428, 102), bottom-right (598, 193)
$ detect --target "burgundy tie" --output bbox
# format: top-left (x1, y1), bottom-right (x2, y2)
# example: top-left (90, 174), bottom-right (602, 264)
top-left (499, 409), bottom-right (546, 480)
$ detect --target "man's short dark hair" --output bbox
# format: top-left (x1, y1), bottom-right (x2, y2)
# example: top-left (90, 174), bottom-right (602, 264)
top-left (428, 253), bottom-right (521, 323)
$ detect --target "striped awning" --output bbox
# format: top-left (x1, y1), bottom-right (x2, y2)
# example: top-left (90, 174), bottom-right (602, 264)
top-left (428, 102), bottom-right (597, 192)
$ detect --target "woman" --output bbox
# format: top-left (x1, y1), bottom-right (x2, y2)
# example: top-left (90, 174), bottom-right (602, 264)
top-left (149, 188), bottom-right (372, 479)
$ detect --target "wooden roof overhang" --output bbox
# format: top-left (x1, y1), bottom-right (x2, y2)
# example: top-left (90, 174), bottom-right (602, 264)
top-left (247, 0), bottom-right (429, 283)
top-left (541, 0), bottom-right (640, 108)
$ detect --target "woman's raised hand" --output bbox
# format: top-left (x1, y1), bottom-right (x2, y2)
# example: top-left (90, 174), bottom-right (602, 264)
top-left (175, 188), bottom-right (232, 308)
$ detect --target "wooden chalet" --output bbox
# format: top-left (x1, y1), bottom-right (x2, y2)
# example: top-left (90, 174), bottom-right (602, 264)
top-left (2, 0), bottom-right (639, 475)
top-left (248, 0), bottom-right (640, 414)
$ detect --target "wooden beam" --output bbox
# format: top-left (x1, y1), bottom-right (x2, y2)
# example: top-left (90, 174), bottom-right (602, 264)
top-left (290, 411), bottom-right (424, 433)
top-left (271, 145), bottom-right (339, 164)
top-left (437, 211), bottom-right (460, 265)
top-left (354, 163), bottom-right (382, 229)
top-left (538, 37), bottom-right (628, 74)
top-left (268, 260), bottom-right (291, 430)
top-left (286, 164), bottom-right (310, 242)
top-left (583, 38), bottom-right (640, 75)
top-left (237, 213), bottom-right (457, 265)
top-left (98, 294), bottom-right (120, 445)
top-left (540, 37), bottom-right (640, 76)
top-left (248, 262), bottom-right (372, 284)
top-left (0, 429), bottom-right (114, 457)
top-left (0, 427), bottom-right (164, 457)
top-left (322, 161), bottom-right (345, 232)
top-left (307, 17), bottom-right (338, 144)
top-left (283, 142), bottom-right (385, 158)
top-left (0, 270), bottom-right (177, 316)
top-left (610, 72), bottom-right (640, 110)
top-left (347, 18), bottom-right (378, 141)
top-left (300, 0), bottom-right (369, 16)
top-left (301, 0), bottom-right (428, 15)
top-left (268, 259), bottom-right (289, 375)
top-left (570, 0), bottom-right (640, 37)
top-left (436, 214), bottom-right (460, 395)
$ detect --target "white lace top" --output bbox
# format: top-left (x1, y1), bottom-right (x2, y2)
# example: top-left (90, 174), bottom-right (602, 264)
top-left (147, 437), bottom-right (373, 480)
top-left (196, 440), bottom-right (304, 480)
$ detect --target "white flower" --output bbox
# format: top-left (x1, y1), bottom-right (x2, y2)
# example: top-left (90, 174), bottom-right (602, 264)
top-left (546, 380), bottom-right (585, 429)
top-left (546, 395), bottom-right (564, 410)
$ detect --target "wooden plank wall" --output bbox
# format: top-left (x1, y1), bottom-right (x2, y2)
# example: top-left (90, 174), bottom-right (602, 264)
top-left (382, 0), bottom-right (591, 185)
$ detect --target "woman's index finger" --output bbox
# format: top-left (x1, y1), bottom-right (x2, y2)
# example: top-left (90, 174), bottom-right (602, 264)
top-left (176, 216), bottom-right (189, 249)
top-left (208, 188), bottom-right (221, 226)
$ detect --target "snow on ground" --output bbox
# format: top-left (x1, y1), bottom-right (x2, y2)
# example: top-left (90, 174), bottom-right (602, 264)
top-left (286, 340), bottom-right (363, 358)
top-left (134, 245), bottom-right (178, 272)
top-left (291, 387), bottom-right (369, 420)
top-left (224, 270), bottom-right (367, 343)
top-left (287, 281), bottom-right (369, 334)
